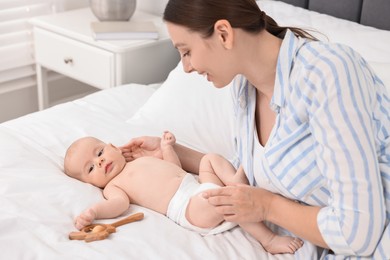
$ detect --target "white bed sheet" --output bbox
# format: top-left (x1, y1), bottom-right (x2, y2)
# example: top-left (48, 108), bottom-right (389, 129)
top-left (0, 84), bottom-right (312, 259)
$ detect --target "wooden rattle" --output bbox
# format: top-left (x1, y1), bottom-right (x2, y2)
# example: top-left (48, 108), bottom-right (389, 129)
top-left (69, 212), bottom-right (144, 242)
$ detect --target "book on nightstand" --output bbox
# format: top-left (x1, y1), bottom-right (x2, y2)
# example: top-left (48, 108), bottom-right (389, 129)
top-left (90, 21), bottom-right (159, 40)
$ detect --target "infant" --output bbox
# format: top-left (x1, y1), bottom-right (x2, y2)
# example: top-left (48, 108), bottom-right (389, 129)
top-left (64, 131), bottom-right (303, 254)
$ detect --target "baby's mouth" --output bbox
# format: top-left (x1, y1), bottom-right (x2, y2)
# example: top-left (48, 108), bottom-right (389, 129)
top-left (105, 162), bottom-right (113, 174)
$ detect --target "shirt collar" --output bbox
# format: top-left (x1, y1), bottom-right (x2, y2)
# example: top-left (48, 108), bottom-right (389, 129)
top-left (271, 29), bottom-right (307, 112)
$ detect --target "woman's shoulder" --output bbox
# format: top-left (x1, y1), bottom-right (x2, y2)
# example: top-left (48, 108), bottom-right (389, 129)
top-left (293, 40), bottom-right (371, 86)
top-left (292, 39), bottom-right (381, 100)
top-left (298, 40), bottom-right (364, 68)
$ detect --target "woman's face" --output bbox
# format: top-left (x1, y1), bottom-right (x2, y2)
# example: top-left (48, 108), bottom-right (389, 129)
top-left (166, 22), bottom-right (236, 88)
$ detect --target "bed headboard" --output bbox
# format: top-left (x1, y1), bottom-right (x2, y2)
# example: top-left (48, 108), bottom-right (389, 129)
top-left (276, 0), bottom-right (390, 30)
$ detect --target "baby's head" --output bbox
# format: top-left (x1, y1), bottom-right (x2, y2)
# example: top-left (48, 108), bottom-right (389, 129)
top-left (64, 136), bottom-right (126, 188)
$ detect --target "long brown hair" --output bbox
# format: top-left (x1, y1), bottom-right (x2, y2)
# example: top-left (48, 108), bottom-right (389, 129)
top-left (163, 0), bottom-right (317, 40)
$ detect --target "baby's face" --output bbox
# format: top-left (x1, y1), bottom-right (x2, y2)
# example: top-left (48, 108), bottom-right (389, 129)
top-left (66, 137), bottom-right (126, 188)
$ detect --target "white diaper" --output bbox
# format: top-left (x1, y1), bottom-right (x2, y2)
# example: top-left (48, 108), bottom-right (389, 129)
top-left (166, 173), bottom-right (237, 236)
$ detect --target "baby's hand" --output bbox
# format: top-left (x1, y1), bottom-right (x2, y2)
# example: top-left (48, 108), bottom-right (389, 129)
top-left (161, 131), bottom-right (176, 148)
top-left (74, 208), bottom-right (96, 230)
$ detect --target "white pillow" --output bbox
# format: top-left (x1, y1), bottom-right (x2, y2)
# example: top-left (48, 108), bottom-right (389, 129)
top-left (126, 62), bottom-right (236, 161)
top-left (369, 62), bottom-right (390, 88)
top-left (258, 0), bottom-right (390, 87)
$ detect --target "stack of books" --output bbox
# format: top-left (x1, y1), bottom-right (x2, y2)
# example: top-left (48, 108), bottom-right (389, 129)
top-left (91, 21), bottom-right (159, 40)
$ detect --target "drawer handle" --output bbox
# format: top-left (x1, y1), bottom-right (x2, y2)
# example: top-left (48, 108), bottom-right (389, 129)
top-left (64, 57), bottom-right (73, 65)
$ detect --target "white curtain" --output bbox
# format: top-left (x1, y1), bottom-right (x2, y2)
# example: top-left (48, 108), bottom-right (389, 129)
top-left (0, 0), bottom-right (56, 95)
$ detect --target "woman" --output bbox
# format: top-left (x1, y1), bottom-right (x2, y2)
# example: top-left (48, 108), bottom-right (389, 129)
top-left (121, 0), bottom-right (389, 258)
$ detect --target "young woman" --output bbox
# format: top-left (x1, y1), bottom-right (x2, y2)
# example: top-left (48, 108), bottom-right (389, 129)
top-left (121, 0), bottom-right (389, 258)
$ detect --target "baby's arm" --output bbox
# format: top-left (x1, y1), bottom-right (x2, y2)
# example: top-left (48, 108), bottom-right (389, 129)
top-left (160, 131), bottom-right (181, 167)
top-left (74, 185), bottom-right (129, 230)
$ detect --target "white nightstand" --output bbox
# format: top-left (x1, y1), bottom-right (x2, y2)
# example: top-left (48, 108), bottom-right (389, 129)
top-left (30, 8), bottom-right (179, 110)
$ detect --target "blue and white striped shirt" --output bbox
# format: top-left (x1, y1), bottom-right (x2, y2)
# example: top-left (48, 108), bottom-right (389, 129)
top-left (231, 30), bottom-right (389, 258)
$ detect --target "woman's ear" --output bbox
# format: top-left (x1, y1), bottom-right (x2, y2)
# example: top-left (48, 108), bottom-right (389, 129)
top-left (214, 19), bottom-right (234, 49)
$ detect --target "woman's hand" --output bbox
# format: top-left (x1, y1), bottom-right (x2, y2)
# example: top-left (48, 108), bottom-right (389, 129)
top-left (120, 136), bottom-right (163, 161)
top-left (203, 183), bottom-right (274, 223)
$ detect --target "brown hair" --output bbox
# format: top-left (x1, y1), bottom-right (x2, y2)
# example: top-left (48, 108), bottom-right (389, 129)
top-left (163, 0), bottom-right (317, 40)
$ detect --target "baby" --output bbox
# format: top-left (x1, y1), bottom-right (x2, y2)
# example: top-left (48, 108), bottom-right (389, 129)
top-left (64, 131), bottom-right (303, 254)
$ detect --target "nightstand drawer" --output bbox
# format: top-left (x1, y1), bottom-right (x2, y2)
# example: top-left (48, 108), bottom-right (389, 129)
top-left (34, 28), bottom-right (114, 89)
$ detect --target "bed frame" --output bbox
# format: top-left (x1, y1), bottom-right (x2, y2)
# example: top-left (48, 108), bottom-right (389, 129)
top-left (277, 0), bottom-right (390, 30)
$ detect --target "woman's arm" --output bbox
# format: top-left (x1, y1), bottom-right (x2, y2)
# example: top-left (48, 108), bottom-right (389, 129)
top-left (266, 192), bottom-right (327, 248)
top-left (173, 142), bottom-right (204, 173)
top-left (304, 48), bottom-right (386, 255)
top-left (203, 184), bottom-right (328, 248)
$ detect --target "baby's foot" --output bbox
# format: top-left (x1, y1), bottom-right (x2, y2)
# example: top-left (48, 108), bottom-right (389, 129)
top-left (263, 235), bottom-right (303, 255)
top-left (161, 131), bottom-right (176, 149)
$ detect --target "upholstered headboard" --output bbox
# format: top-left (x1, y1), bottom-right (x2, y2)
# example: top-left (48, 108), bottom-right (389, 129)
top-left (277, 0), bottom-right (390, 30)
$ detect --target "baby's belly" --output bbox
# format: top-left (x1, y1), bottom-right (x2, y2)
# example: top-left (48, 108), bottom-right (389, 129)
top-left (127, 174), bottom-right (185, 215)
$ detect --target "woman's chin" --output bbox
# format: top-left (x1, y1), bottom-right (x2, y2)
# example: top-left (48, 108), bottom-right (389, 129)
top-left (212, 81), bottom-right (228, 88)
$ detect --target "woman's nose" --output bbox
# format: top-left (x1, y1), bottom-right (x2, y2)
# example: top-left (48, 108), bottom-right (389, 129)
top-left (182, 59), bottom-right (194, 73)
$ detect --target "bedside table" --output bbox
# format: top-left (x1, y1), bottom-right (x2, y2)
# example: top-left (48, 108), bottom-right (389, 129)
top-left (30, 8), bottom-right (179, 110)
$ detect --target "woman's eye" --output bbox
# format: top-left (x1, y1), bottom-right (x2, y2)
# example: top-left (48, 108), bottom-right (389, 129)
top-left (98, 148), bottom-right (104, 156)
top-left (88, 165), bottom-right (94, 173)
top-left (181, 51), bottom-right (190, 58)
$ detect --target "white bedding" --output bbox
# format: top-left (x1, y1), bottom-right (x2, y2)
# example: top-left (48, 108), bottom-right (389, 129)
top-left (0, 84), bottom-right (316, 259)
top-left (1, 1), bottom-right (389, 259)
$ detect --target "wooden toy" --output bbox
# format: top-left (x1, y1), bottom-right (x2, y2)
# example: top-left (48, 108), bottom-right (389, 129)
top-left (69, 212), bottom-right (144, 242)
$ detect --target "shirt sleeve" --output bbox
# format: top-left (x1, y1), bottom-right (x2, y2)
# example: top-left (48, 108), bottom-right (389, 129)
top-left (303, 43), bottom-right (386, 255)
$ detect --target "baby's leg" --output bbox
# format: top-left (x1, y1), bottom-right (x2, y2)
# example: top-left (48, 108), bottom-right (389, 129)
top-left (198, 154), bottom-right (226, 186)
top-left (232, 165), bottom-right (249, 184)
top-left (185, 190), bottom-right (224, 229)
top-left (240, 222), bottom-right (304, 254)
top-left (199, 153), bottom-right (248, 186)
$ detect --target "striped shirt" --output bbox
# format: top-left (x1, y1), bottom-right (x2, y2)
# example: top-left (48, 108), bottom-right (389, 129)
top-left (231, 30), bottom-right (390, 258)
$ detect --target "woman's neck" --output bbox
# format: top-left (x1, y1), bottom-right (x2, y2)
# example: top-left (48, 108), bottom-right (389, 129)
top-left (240, 30), bottom-right (282, 100)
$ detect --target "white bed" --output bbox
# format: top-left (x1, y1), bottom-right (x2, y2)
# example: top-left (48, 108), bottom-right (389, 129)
top-left (1, 1), bottom-right (389, 259)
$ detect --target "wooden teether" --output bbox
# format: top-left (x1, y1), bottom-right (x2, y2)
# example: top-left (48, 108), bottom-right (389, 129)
top-left (69, 212), bottom-right (144, 242)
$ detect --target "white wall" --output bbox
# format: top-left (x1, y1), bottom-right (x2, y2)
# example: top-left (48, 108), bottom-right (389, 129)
top-left (61, 0), bottom-right (170, 14)
top-left (137, 0), bottom-right (169, 15)
top-left (60, 0), bottom-right (88, 10)
top-left (62, 0), bottom-right (170, 15)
